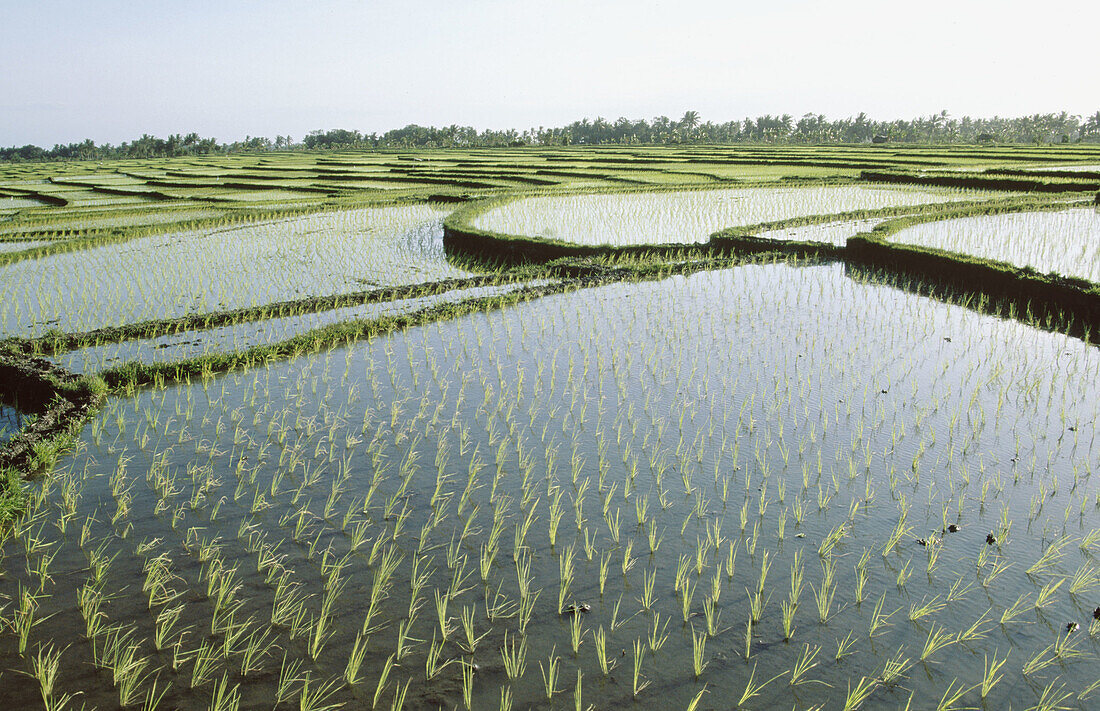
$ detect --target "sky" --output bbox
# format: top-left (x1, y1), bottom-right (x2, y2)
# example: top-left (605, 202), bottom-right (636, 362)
top-left (2, 0), bottom-right (1097, 146)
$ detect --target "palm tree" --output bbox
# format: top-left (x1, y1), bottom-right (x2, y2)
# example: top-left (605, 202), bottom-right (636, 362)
top-left (680, 111), bottom-right (700, 132)
top-left (1083, 112), bottom-right (1100, 139)
top-left (928, 110), bottom-right (948, 141)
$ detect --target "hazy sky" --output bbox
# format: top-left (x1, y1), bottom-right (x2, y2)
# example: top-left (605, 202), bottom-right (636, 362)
top-left (3, 0), bottom-right (1097, 146)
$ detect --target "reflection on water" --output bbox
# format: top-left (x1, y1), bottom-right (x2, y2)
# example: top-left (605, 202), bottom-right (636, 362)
top-left (0, 404), bottom-right (25, 444)
top-left (0, 205), bottom-right (466, 337)
top-left (2, 262), bottom-right (1099, 710)
top-left (887, 208), bottom-right (1100, 283)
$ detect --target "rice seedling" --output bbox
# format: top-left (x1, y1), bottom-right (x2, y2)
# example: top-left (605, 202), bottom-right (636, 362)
top-left (569, 606), bottom-right (585, 656)
top-left (539, 647), bottom-right (561, 700)
top-left (781, 598), bottom-right (797, 641)
top-left (743, 618), bottom-right (754, 660)
top-left (691, 624), bottom-right (708, 678)
top-left (459, 604), bottom-right (488, 654)
top-left (152, 603), bottom-right (187, 651)
top-left (1035, 578), bottom-right (1065, 609)
top-left (702, 596), bottom-right (722, 637)
top-left (908, 595), bottom-right (945, 622)
top-left (210, 674), bottom-right (241, 711)
top-left (500, 632), bottom-right (527, 679)
top-left (102, 630), bottom-right (153, 707)
top-left (1078, 678), bottom-right (1100, 703)
top-left (841, 676), bottom-right (878, 711)
top-left (5, 170), bottom-right (1100, 710)
top-left (433, 588), bottom-right (452, 641)
top-left (686, 685), bottom-right (708, 711)
top-left (343, 632), bottom-right (370, 686)
top-left (878, 650), bottom-right (912, 689)
top-left (597, 550), bottom-right (611, 596)
top-left (473, 185), bottom-right (1001, 248)
top-left (748, 584), bottom-right (770, 623)
top-left (1022, 643), bottom-right (1057, 676)
top-left (895, 560), bottom-right (912, 588)
top-left (462, 660), bottom-right (475, 709)
top-left (10, 584), bottom-right (50, 655)
top-left (372, 654), bottom-right (396, 710)
top-left (811, 572), bottom-right (836, 624)
top-left (888, 208), bottom-right (1100, 284)
top-left (394, 615), bottom-right (421, 663)
top-left (934, 679), bottom-right (970, 711)
top-left (976, 650), bottom-right (1009, 699)
top-left (593, 625), bottom-right (613, 675)
top-left (1027, 535), bottom-right (1072, 577)
top-left (1053, 628), bottom-right (1084, 660)
top-left (621, 539), bottom-right (637, 576)
top-left (737, 662), bottom-right (785, 708)
top-left (187, 640), bottom-right (219, 689)
top-left (300, 673), bottom-right (345, 711)
top-left (631, 639), bottom-right (649, 697)
top-left (789, 644), bottom-right (826, 688)
top-left (919, 624), bottom-right (956, 662)
top-left (23, 643), bottom-right (76, 711)
top-left (945, 576), bottom-right (972, 603)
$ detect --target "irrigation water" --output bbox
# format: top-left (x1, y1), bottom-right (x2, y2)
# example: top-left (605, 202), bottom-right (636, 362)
top-left (886, 207), bottom-right (1100, 283)
top-left (472, 186), bottom-right (1012, 246)
top-left (0, 205), bottom-right (464, 337)
top-left (52, 281), bottom-right (552, 374)
top-left (3, 261), bottom-right (1098, 710)
top-left (0, 404), bottom-right (25, 445)
top-left (751, 218), bottom-right (888, 248)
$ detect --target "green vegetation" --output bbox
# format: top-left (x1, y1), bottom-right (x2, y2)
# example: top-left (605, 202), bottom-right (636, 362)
top-left (2, 142), bottom-right (1100, 709)
top-left (5, 110), bottom-right (1099, 161)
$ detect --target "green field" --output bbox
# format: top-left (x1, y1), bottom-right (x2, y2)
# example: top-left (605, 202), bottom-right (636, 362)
top-left (2, 144), bottom-right (1100, 711)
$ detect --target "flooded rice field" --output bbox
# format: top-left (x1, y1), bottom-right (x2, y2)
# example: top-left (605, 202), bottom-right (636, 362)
top-left (472, 186), bottom-right (1010, 247)
top-left (886, 208), bottom-right (1100, 283)
top-left (52, 281), bottom-right (551, 375)
top-left (0, 205), bottom-right (468, 338)
top-left (3, 262), bottom-right (1099, 710)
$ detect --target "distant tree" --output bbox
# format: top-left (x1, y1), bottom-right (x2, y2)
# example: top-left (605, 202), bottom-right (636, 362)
top-left (303, 129), bottom-right (364, 149)
top-left (1083, 112), bottom-right (1100, 141)
top-left (680, 110), bottom-right (700, 132)
top-left (6, 109), bottom-right (1100, 162)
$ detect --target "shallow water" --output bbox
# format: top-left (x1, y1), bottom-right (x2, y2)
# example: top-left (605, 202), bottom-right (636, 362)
top-left (752, 217), bottom-right (887, 247)
top-left (53, 281), bottom-right (552, 374)
top-left (888, 207), bottom-right (1100, 283)
top-left (0, 205), bottom-right (469, 337)
top-left (0, 404), bottom-right (24, 444)
top-left (0, 197), bottom-right (48, 209)
top-left (212, 190), bottom-right (325, 202)
top-left (1026, 164), bottom-right (1100, 173)
top-left (2, 262), bottom-right (1098, 710)
top-left (0, 208), bottom-right (224, 236)
top-left (473, 185), bottom-right (1010, 246)
top-left (0, 240), bottom-right (52, 254)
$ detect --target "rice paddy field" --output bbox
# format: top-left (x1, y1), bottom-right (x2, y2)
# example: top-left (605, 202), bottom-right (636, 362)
top-left (2, 144), bottom-right (1100, 711)
top-left (886, 209), bottom-right (1100, 283)
top-left (468, 185), bottom-right (1012, 247)
top-left (0, 205), bottom-right (465, 337)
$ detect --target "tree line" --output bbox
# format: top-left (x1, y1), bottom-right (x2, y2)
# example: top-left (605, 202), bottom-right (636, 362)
top-left (4, 110), bottom-right (1099, 162)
